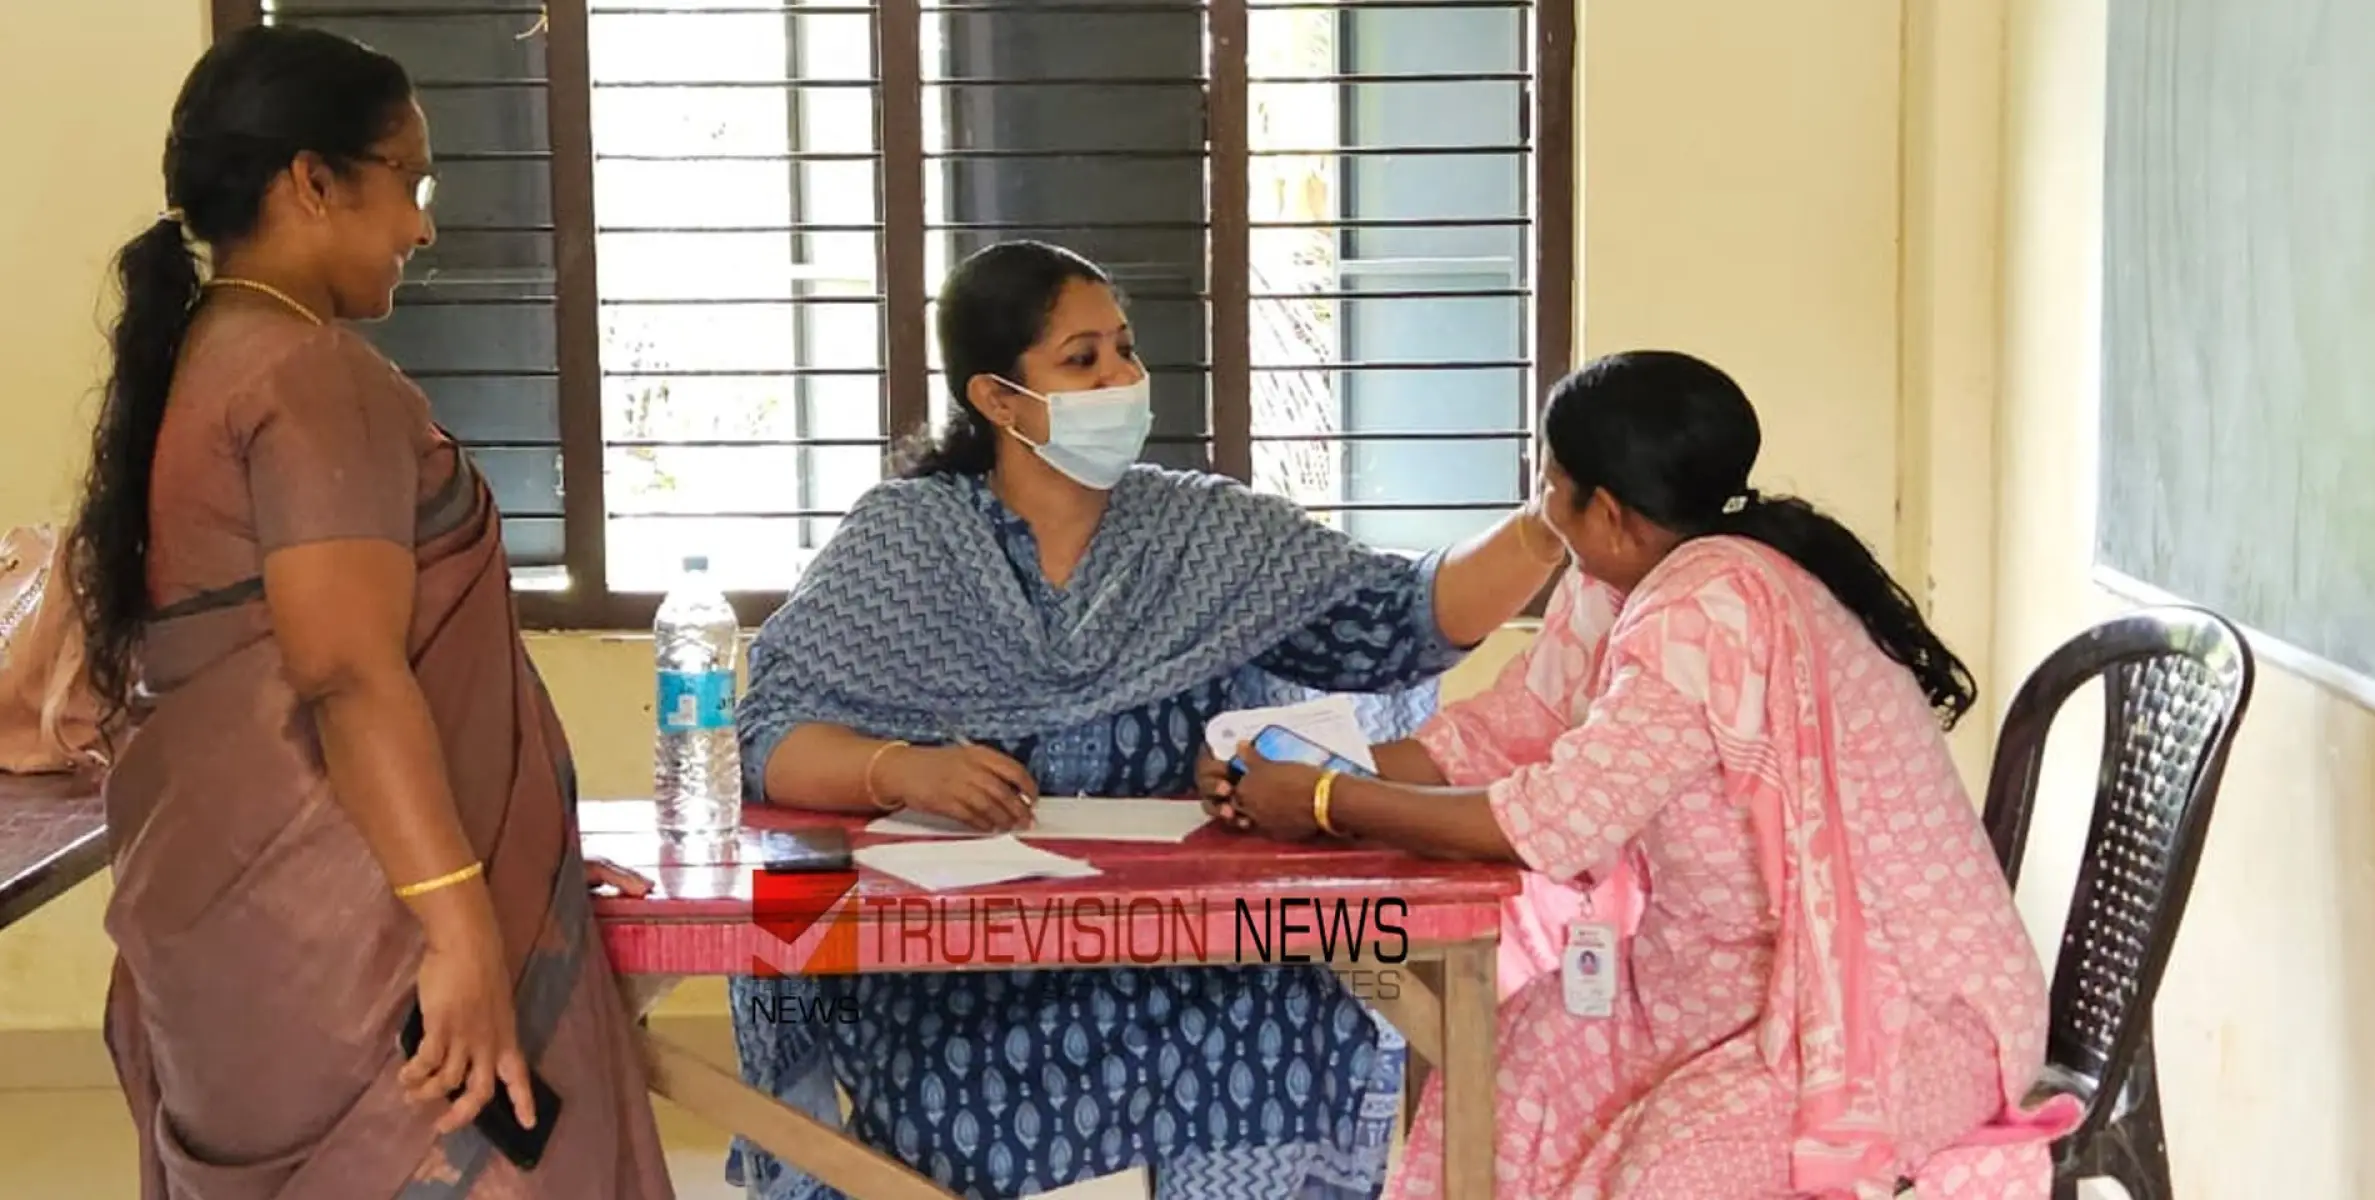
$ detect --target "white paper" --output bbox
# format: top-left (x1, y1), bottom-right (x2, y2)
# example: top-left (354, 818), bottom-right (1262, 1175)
top-left (1201, 694), bottom-right (1377, 771)
top-left (867, 796), bottom-right (1212, 844)
top-left (853, 834), bottom-right (1102, 891)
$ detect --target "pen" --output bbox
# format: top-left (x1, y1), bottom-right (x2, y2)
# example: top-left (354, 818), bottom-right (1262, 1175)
top-left (932, 712), bottom-right (977, 749)
top-left (934, 713), bottom-right (1037, 815)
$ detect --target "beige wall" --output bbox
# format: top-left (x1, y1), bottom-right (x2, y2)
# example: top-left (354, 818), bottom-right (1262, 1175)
top-left (11, 7), bottom-right (2362, 1193)
top-left (0, 0), bottom-right (210, 1034)
top-left (1578, 0), bottom-right (2002, 787)
top-left (0, 2), bottom-right (207, 519)
top-left (1994, 0), bottom-right (2375, 1192)
top-left (1577, 0), bottom-right (1904, 557)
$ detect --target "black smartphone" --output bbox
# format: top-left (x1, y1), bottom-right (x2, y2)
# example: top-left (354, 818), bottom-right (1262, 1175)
top-left (399, 1000), bottom-right (562, 1171)
top-left (754, 825), bottom-right (853, 873)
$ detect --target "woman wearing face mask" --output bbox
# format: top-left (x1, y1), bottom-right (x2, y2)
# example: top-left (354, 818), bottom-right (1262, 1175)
top-left (1222, 351), bottom-right (2077, 1197)
top-left (725, 240), bottom-right (1564, 1200)
top-left (72, 28), bottom-right (673, 1198)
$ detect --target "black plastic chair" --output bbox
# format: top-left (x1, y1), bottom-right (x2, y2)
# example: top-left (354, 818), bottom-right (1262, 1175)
top-left (1981, 605), bottom-right (2254, 1200)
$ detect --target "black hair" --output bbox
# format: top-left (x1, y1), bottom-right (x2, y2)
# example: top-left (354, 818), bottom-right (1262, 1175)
top-left (896, 240), bottom-right (1113, 477)
top-left (1541, 350), bottom-right (1978, 728)
top-left (67, 26), bottom-right (414, 715)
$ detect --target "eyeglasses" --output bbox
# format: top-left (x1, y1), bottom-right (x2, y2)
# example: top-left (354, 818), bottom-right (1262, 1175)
top-left (370, 156), bottom-right (438, 210)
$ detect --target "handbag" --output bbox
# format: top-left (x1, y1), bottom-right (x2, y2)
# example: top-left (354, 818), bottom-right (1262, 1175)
top-left (0, 523), bottom-right (110, 773)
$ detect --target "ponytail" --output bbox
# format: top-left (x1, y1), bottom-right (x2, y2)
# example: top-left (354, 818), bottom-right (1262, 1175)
top-left (1541, 349), bottom-right (1978, 730)
top-left (893, 403), bottom-right (1000, 479)
top-left (67, 219), bottom-right (203, 714)
top-left (1708, 492), bottom-right (1978, 728)
top-left (64, 26), bottom-right (415, 715)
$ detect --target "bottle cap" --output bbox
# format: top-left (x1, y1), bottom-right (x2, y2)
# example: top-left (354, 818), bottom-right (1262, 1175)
top-left (683, 555), bottom-right (710, 572)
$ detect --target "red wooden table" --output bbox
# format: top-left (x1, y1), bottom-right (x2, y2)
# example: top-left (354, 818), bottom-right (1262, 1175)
top-left (587, 798), bottom-right (1512, 1199)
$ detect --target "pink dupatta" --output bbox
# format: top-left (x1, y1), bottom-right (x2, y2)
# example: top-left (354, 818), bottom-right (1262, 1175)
top-left (1601, 540), bottom-right (2079, 1196)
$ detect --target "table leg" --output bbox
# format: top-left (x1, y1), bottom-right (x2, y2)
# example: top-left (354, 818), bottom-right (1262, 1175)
top-left (1335, 961), bottom-right (1443, 1067)
top-left (1327, 956), bottom-right (1462, 1140)
top-left (1439, 941), bottom-right (1497, 1199)
top-left (617, 972), bottom-right (683, 1021)
top-left (614, 975), bottom-right (957, 1199)
top-left (639, 1032), bottom-right (957, 1200)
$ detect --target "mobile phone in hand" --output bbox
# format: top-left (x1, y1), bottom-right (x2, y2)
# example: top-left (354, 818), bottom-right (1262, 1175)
top-left (1228, 724), bottom-right (1374, 781)
top-left (399, 999), bottom-right (562, 1171)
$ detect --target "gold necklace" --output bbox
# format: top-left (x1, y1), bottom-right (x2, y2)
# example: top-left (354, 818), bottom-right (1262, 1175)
top-left (204, 277), bottom-right (324, 326)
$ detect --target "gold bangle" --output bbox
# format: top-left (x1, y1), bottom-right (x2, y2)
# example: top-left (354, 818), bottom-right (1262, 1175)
top-left (1313, 769), bottom-right (1344, 838)
top-left (394, 860), bottom-right (483, 899)
top-left (865, 740), bottom-right (911, 811)
top-left (1513, 509), bottom-right (1565, 566)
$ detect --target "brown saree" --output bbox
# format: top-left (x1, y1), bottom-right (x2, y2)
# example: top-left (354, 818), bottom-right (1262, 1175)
top-left (100, 309), bottom-right (674, 1199)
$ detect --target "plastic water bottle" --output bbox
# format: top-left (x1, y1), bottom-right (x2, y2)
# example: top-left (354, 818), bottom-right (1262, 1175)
top-left (653, 555), bottom-right (742, 845)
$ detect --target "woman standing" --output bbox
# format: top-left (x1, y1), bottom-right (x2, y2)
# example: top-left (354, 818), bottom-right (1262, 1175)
top-left (727, 239), bottom-right (1565, 1199)
top-left (71, 28), bottom-right (673, 1198)
top-left (1223, 351), bottom-right (2077, 1197)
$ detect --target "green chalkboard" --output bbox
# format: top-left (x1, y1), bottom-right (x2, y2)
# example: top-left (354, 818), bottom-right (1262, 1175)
top-left (2099, 0), bottom-right (2375, 689)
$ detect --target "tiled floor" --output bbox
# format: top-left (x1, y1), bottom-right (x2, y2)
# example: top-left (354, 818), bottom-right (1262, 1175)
top-left (0, 1087), bottom-right (747, 1200)
top-left (0, 1035), bottom-right (2122, 1200)
top-left (0, 1088), bottom-right (1152, 1199)
top-left (0, 1021), bottom-right (1149, 1200)
top-left (0, 1085), bottom-right (2143, 1200)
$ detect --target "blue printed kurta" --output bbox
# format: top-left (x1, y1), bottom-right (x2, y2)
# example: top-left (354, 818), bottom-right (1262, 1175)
top-left (730, 473), bottom-right (1460, 1200)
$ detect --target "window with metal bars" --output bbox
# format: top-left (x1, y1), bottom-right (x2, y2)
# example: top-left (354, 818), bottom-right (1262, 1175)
top-left (220, 0), bottom-right (1572, 629)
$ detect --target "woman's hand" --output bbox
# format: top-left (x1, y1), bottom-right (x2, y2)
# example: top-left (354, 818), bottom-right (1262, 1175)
top-left (267, 539), bottom-right (537, 1131)
top-left (884, 744), bottom-right (1039, 831)
top-left (1228, 742), bottom-right (1327, 841)
top-left (1194, 746), bottom-right (1255, 832)
top-left (399, 908), bottom-right (535, 1136)
top-left (586, 856), bottom-right (652, 897)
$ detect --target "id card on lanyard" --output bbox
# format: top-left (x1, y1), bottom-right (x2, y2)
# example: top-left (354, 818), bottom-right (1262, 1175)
top-left (1562, 844), bottom-right (1649, 1019)
top-left (1561, 922), bottom-right (1619, 1017)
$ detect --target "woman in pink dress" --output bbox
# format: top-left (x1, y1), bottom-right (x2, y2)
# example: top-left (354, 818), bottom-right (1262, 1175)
top-left (1219, 351), bottom-right (2078, 1197)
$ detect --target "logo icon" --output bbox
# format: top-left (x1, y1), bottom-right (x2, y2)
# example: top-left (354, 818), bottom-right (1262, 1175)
top-left (749, 867), bottom-right (861, 978)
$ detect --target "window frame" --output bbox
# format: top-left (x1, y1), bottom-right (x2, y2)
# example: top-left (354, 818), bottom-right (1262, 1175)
top-left (212, 0), bottom-right (1574, 631)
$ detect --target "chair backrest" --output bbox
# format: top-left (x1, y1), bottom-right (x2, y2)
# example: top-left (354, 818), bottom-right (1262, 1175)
top-left (1979, 605), bottom-right (2254, 1127)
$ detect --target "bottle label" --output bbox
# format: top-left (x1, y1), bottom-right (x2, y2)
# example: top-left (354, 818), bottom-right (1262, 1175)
top-left (658, 669), bottom-right (736, 734)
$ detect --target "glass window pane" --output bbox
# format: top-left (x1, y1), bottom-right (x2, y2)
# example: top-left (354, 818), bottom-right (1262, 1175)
top-left (923, 83), bottom-right (1205, 154)
top-left (605, 301), bottom-right (882, 374)
top-left (598, 231), bottom-right (879, 302)
top-left (1251, 82), bottom-right (1523, 150)
top-left (596, 160), bottom-right (879, 229)
top-left (591, 11), bottom-right (872, 84)
top-left (605, 444), bottom-right (884, 516)
top-left (419, 375), bottom-right (560, 445)
top-left (377, 303), bottom-right (558, 375)
top-left (605, 517), bottom-right (814, 593)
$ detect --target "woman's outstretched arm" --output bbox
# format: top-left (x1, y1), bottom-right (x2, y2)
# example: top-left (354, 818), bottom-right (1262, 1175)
top-left (1425, 505), bottom-right (1567, 647)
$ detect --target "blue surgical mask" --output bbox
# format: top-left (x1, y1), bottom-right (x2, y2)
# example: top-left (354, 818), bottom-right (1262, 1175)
top-left (996, 373), bottom-right (1154, 490)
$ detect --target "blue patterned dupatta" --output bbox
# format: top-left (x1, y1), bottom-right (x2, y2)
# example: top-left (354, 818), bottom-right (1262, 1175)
top-left (727, 465), bottom-right (1451, 1200)
top-left (739, 464), bottom-right (1428, 784)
